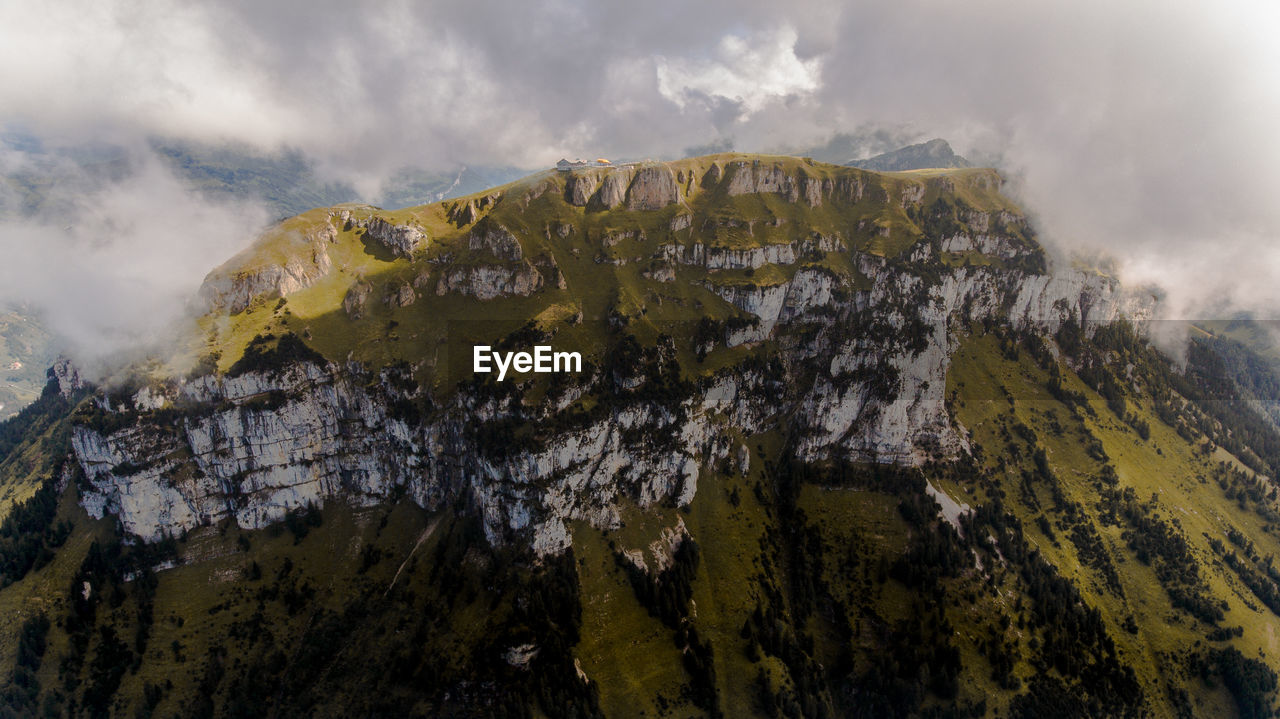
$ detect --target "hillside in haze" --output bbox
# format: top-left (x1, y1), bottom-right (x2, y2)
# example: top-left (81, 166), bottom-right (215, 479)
top-left (848, 139), bottom-right (972, 172)
top-left (1, 155), bottom-right (1279, 718)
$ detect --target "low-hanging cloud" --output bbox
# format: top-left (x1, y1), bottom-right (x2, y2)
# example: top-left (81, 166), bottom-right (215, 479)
top-left (0, 153), bottom-right (267, 369)
top-left (2, 0), bottom-right (1279, 367)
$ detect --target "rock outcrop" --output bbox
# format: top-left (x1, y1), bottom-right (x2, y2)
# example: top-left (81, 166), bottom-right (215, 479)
top-left (721, 160), bottom-right (864, 208)
top-left (593, 170), bottom-right (629, 210)
top-left (435, 263), bottom-right (544, 300)
top-left (70, 158), bottom-right (1159, 561)
top-left (625, 165), bottom-right (680, 211)
top-left (74, 243), bottom-right (1155, 558)
top-left (663, 234), bottom-right (842, 270)
top-left (343, 281), bottom-right (372, 319)
top-left (198, 224), bottom-right (336, 314)
top-left (565, 173), bottom-right (598, 207)
top-left (360, 216), bottom-right (427, 258)
top-left (385, 280), bottom-right (416, 308)
top-left (469, 219), bottom-right (524, 261)
top-left (447, 193), bottom-right (501, 226)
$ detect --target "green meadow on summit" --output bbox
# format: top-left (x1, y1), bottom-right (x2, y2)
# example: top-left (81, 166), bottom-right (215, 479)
top-left (1, 154), bottom-right (1279, 718)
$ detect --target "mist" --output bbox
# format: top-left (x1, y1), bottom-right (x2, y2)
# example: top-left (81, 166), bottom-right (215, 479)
top-left (2, 0), bottom-right (1279, 368)
top-left (0, 152), bottom-right (267, 369)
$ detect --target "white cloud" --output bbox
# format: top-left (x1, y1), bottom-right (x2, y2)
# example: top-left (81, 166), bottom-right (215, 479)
top-left (1, 0), bottom-right (1280, 355)
top-left (0, 154), bottom-right (267, 362)
top-left (655, 27), bottom-right (822, 118)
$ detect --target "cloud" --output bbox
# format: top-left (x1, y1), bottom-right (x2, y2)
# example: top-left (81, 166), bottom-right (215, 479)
top-left (656, 27), bottom-right (822, 118)
top-left (1, 0), bottom-right (1279, 365)
top-left (0, 153), bottom-right (267, 367)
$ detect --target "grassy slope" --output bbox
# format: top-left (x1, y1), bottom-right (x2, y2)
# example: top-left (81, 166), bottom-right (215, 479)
top-left (1, 304), bottom-right (1276, 718)
top-left (948, 331), bottom-right (1274, 717)
top-left (188, 156), bottom-right (1023, 392)
top-left (5, 155), bottom-right (1277, 716)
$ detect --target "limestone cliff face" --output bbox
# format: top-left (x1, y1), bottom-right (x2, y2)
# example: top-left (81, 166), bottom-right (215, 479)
top-left (723, 160), bottom-right (846, 207)
top-left (70, 359), bottom-right (720, 557)
top-left (665, 234), bottom-right (842, 270)
top-left (468, 219), bottom-right (524, 261)
top-left (360, 216), bottom-right (428, 258)
top-left (197, 209), bottom-right (429, 313)
top-left (71, 158), bottom-right (1158, 559)
top-left (435, 263), bottom-right (544, 300)
top-left (565, 165), bottom-right (684, 212)
top-left (565, 173), bottom-right (597, 207)
top-left (626, 166), bottom-right (680, 211)
top-left (594, 171), bottom-right (629, 210)
top-left (198, 223), bottom-right (336, 314)
top-left (69, 241), bottom-right (1154, 557)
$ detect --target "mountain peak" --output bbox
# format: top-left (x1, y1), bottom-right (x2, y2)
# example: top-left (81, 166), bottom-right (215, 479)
top-left (188, 153), bottom-right (1028, 380)
top-left (848, 138), bottom-right (972, 171)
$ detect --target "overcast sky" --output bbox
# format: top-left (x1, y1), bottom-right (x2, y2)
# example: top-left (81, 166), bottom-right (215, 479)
top-left (1, 0), bottom-right (1279, 357)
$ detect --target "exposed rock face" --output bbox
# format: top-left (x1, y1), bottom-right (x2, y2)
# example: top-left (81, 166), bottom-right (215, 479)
top-left (593, 170), bottom-right (629, 209)
top-left (565, 173), bottom-right (598, 207)
top-left (642, 262), bottom-right (676, 283)
top-left (622, 516), bottom-right (690, 574)
top-left (1008, 270), bottom-right (1150, 334)
top-left (72, 364), bottom-right (431, 542)
top-left (504, 644), bottom-right (540, 669)
top-left (198, 224), bottom-right (335, 314)
top-left (723, 161), bottom-right (832, 207)
top-left (727, 160), bottom-right (799, 200)
top-left (898, 181), bottom-right (926, 208)
top-left (385, 281), bottom-right (416, 308)
top-left (51, 358), bottom-right (85, 399)
top-left (598, 229), bottom-right (648, 250)
top-left (435, 263), bottom-right (544, 300)
top-left (626, 166), bottom-right (680, 211)
top-left (468, 219), bottom-right (524, 261)
top-left (343, 281), bottom-right (372, 319)
top-left (71, 360), bottom-right (715, 557)
top-left (361, 217), bottom-right (427, 258)
top-left (72, 242), bottom-right (1155, 558)
top-left (940, 233), bottom-right (1033, 259)
top-left (663, 234), bottom-right (842, 270)
top-left (447, 193), bottom-right (501, 226)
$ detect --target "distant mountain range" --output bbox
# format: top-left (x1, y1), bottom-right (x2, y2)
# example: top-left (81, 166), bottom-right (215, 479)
top-left (0, 134), bottom-right (528, 222)
top-left (847, 137), bottom-right (972, 171)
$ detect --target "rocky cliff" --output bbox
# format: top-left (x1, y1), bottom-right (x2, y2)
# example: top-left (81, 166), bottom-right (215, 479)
top-left (16, 154), bottom-right (1280, 719)
top-left (66, 156), bottom-right (1155, 555)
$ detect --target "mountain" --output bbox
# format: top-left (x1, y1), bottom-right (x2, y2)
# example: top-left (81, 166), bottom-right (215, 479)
top-left (375, 165), bottom-right (529, 212)
top-left (787, 127), bottom-right (918, 167)
top-left (849, 138), bottom-right (972, 172)
top-left (151, 140), bottom-right (526, 220)
top-left (0, 136), bottom-right (528, 422)
top-left (2, 154), bottom-right (1279, 718)
top-left (0, 309), bottom-right (55, 421)
top-left (148, 140), bottom-right (362, 220)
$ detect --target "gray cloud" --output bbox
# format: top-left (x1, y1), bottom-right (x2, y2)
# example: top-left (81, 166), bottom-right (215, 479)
top-left (1, 0), bottom-right (1278, 363)
top-left (0, 151), bottom-right (267, 368)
